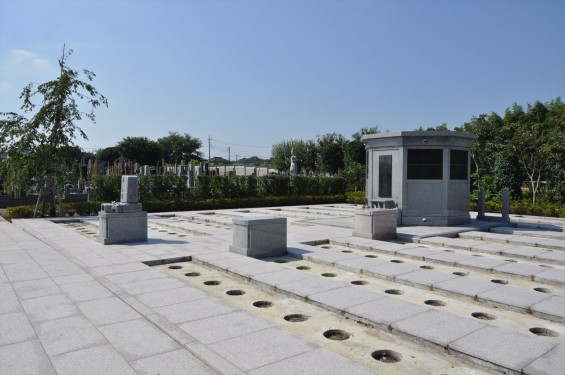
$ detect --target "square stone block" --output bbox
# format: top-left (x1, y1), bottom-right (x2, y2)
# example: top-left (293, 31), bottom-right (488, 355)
top-left (97, 211), bottom-right (148, 245)
top-left (120, 175), bottom-right (139, 203)
top-left (230, 216), bottom-right (287, 259)
top-left (353, 208), bottom-right (397, 240)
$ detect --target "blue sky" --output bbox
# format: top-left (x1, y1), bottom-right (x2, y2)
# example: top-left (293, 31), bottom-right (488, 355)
top-left (1, 0), bottom-right (564, 161)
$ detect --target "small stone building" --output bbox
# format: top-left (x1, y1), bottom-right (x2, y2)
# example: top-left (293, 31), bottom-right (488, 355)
top-left (361, 131), bottom-right (477, 226)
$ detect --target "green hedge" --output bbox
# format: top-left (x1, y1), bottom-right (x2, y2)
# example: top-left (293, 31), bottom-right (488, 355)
top-left (469, 200), bottom-right (565, 218)
top-left (5, 201), bottom-right (100, 219)
top-left (346, 191), bottom-right (366, 204)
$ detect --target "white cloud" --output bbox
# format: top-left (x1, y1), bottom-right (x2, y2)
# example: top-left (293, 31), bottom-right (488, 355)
top-left (9, 49), bottom-right (49, 69)
top-left (0, 82), bottom-right (11, 91)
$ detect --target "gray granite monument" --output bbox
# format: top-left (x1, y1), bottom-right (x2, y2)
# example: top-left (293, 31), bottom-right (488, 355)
top-left (289, 148), bottom-right (298, 176)
top-left (230, 216), bottom-right (287, 258)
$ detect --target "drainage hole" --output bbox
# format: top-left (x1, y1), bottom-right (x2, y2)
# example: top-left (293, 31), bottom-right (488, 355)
top-left (372, 350), bottom-right (402, 363)
top-left (491, 279), bottom-right (509, 284)
top-left (177, 234), bottom-right (186, 237)
top-left (323, 329), bottom-right (351, 341)
top-left (341, 250), bottom-right (354, 253)
top-left (453, 271), bottom-right (469, 276)
top-left (203, 280), bottom-right (221, 286)
top-left (184, 272), bottom-right (200, 277)
top-left (284, 314), bottom-right (309, 322)
top-left (390, 260), bottom-right (404, 263)
top-left (168, 265), bottom-right (183, 269)
top-left (351, 280), bottom-right (369, 286)
top-left (167, 232), bottom-right (177, 235)
top-left (420, 265), bottom-right (434, 269)
top-left (253, 300), bottom-right (273, 308)
top-left (365, 255), bottom-right (378, 258)
top-left (534, 287), bottom-right (553, 293)
top-left (274, 259), bottom-right (288, 263)
top-left (529, 327), bottom-right (559, 337)
top-left (226, 289), bottom-right (246, 296)
top-left (471, 312), bottom-right (496, 320)
top-left (472, 254), bottom-right (484, 257)
top-left (444, 249), bottom-right (454, 252)
top-left (424, 300), bottom-right (446, 306)
top-left (296, 266), bottom-right (311, 270)
top-left (385, 289), bottom-right (404, 295)
top-left (321, 273), bottom-right (337, 277)
top-left (321, 245), bottom-right (331, 249)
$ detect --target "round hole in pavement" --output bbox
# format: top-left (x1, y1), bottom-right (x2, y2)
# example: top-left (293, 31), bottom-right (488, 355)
top-left (184, 272), bottom-right (200, 277)
top-left (420, 265), bottom-right (434, 269)
top-left (529, 327), bottom-right (559, 337)
top-left (203, 280), bottom-right (221, 286)
top-left (321, 245), bottom-right (331, 249)
top-left (471, 312), bottom-right (496, 320)
top-left (253, 300), bottom-right (273, 308)
top-left (365, 255), bottom-right (378, 258)
top-left (158, 230), bottom-right (166, 232)
top-left (296, 266), bottom-right (311, 270)
top-left (168, 232), bottom-right (177, 235)
top-left (390, 259), bottom-right (404, 263)
top-left (444, 249), bottom-right (454, 252)
top-left (534, 287), bottom-right (553, 293)
top-left (168, 265), bottom-right (183, 269)
top-left (385, 289), bottom-right (404, 295)
top-left (323, 329), bottom-right (351, 341)
top-left (274, 259), bottom-right (288, 263)
top-left (321, 273), bottom-right (337, 277)
top-left (372, 349), bottom-right (402, 363)
top-left (491, 279), bottom-right (508, 284)
top-left (472, 254), bottom-right (484, 257)
top-left (178, 234), bottom-right (186, 237)
top-left (226, 289), bottom-right (246, 296)
top-left (453, 271), bottom-right (469, 276)
top-left (351, 280), bottom-right (369, 286)
top-left (504, 259), bottom-right (517, 262)
top-left (342, 250), bottom-right (354, 253)
top-left (425, 300), bottom-right (446, 306)
top-left (284, 314), bottom-right (309, 322)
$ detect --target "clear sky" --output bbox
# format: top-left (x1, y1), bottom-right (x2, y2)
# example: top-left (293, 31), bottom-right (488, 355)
top-left (1, 0), bottom-right (564, 161)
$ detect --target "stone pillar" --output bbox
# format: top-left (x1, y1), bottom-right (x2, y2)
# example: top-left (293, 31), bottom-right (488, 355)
top-left (230, 216), bottom-right (287, 258)
top-left (477, 187), bottom-right (485, 220)
top-left (353, 208), bottom-right (397, 240)
top-left (502, 187), bottom-right (510, 223)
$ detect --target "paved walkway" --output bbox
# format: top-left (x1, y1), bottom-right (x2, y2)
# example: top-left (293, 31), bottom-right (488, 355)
top-left (1, 205), bottom-right (564, 374)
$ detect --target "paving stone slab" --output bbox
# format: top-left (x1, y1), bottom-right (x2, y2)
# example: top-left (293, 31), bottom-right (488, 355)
top-left (458, 231), bottom-right (484, 240)
top-left (457, 256), bottom-right (510, 270)
top-left (306, 251), bottom-right (362, 265)
top-left (51, 344), bottom-right (136, 375)
top-left (448, 239), bottom-right (485, 250)
top-left (12, 277), bottom-right (62, 300)
top-left (185, 341), bottom-right (248, 375)
top-left (118, 276), bottom-right (186, 295)
top-left (370, 242), bottom-right (412, 254)
top-left (179, 310), bottom-right (273, 345)
top-left (131, 349), bottom-right (216, 375)
top-left (508, 235), bottom-right (540, 247)
top-left (424, 251), bottom-right (474, 265)
top-left (251, 269), bottom-right (313, 288)
top-left (34, 315), bottom-right (107, 356)
top-left (227, 261), bottom-right (285, 277)
top-left (346, 296), bottom-right (429, 329)
top-left (154, 297), bottom-right (237, 324)
top-left (536, 268), bottom-right (565, 285)
top-left (479, 232), bottom-right (511, 243)
top-left (21, 293), bottom-right (79, 323)
top-left (538, 238), bottom-right (565, 250)
top-left (363, 262), bottom-right (418, 280)
top-left (248, 347), bottom-right (375, 375)
top-left (78, 296), bottom-right (141, 326)
top-left (40, 262), bottom-right (84, 277)
top-left (433, 277), bottom-right (503, 298)
top-left (392, 309), bottom-right (486, 347)
top-left (103, 269), bottom-right (169, 285)
top-left (208, 327), bottom-right (318, 372)
top-left (536, 251), bottom-right (565, 264)
top-left (449, 325), bottom-right (557, 372)
top-left (477, 285), bottom-right (552, 312)
top-left (500, 246), bottom-right (546, 259)
top-left (333, 256), bottom-right (387, 272)
top-left (530, 295), bottom-right (565, 323)
top-left (277, 275), bottom-right (343, 298)
top-left (395, 247), bottom-right (443, 260)
top-left (493, 262), bottom-right (548, 278)
top-left (0, 312), bottom-right (36, 346)
top-left (471, 242), bottom-right (515, 254)
top-left (0, 282), bottom-right (22, 314)
top-left (395, 269), bottom-right (459, 288)
top-left (523, 344), bottom-right (565, 375)
top-left (59, 280), bottom-right (114, 302)
top-left (3, 262), bottom-right (49, 282)
top-left (135, 285), bottom-right (209, 308)
top-left (418, 236), bottom-right (449, 246)
top-left (0, 339), bottom-right (56, 375)
top-left (308, 286), bottom-right (385, 312)
top-left (98, 318), bottom-right (180, 362)
top-left (91, 262), bottom-right (151, 276)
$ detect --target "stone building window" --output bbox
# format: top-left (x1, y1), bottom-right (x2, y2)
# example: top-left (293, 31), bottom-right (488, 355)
top-left (450, 150), bottom-right (468, 180)
top-left (407, 149), bottom-right (443, 179)
top-left (378, 155), bottom-right (392, 198)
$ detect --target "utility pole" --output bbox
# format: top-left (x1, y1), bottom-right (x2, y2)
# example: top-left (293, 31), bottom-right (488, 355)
top-left (208, 135), bottom-right (211, 162)
top-left (228, 147), bottom-right (231, 165)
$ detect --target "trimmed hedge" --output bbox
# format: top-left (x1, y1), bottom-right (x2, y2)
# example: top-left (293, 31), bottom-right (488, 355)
top-left (5, 201), bottom-right (100, 219)
top-left (469, 200), bottom-right (565, 218)
top-left (346, 191), bottom-right (366, 205)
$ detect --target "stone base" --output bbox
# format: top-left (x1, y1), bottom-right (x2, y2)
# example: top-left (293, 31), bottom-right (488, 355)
top-left (230, 216), bottom-right (287, 258)
top-left (401, 213), bottom-right (471, 226)
top-left (353, 208), bottom-right (397, 240)
top-left (97, 211), bottom-right (148, 245)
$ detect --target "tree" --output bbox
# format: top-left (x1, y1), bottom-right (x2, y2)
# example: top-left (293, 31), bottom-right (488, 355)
top-left (271, 139), bottom-right (317, 174)
top-left (316, 133), bottom-right (346, 175)
top-left (157, 131), bottom-right (202, 164)
top-left (117, 136), bottom-right (161, 166)
top-left (0, 48), bottom-right (107, 215)
top-left (95, 146), bottom-right (121, 165)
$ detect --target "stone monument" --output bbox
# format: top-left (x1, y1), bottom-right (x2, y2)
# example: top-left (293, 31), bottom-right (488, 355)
top-left (97, 175), bottom-right (148, 245)
top-left (230, 216), bottom-right (287, 258)
top-left (289, 148), bottom-right (298, 176)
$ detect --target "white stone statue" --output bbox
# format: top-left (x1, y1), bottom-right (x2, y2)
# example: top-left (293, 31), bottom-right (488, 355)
top-left (289, 148), bottom-right (298, 176)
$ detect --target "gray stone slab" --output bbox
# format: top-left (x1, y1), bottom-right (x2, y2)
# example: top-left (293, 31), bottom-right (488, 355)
top-left (52, 273), bottom-right (95, 285)
top-left (433, 277), bottom-right (503, 298)
top-left (536, 268), bottom-right (565, 285)
top-left (91, 262), bottom-right (150, 276)
top-left (98, 318), bottom-right (180, 362)
top-left (208, 327), bottom-right (318, 372)
top-left (3, 262), bottom-right (49, 282)
top-left (154, 297), bottom-right (237, 324)
top-left (306, 251), bottom-right (362, 265)
top-left (448, 239), bottom-right (485, 250)
top-left (531, 296), bottom-right (565, 323)
top-left (131, 349), bottom-right (216, 375)
top-left (40, 262), bottom-right (84, 277)
top-left (185, 341), bottom-right (248, 375)
top-left (0, 312), bottom-right (36, 346)
top-left (346, 296), bottom-right (429, 329)
top-left (363, 262), bottom-right (418, 280)
top-left (104, 269), bottom-right (167, 285)
top-left (34, 315), bottom-right (107, 356)
top-left (135, 285), bottom-right (209, 308)
top-left (227, 261), bottom-right (285, 277)
top-left (248, 347), bottom-right (375, 375)
top-left (179, 310), bottom-right (272, 345)
top-left (392, 309), bottom-right (486, 347)
top-left (277, 276), bottom-right (343, 298)
top-left (478, 285), bottom-right (552, 311)
top-left (538, 238), bottom-right (565, 250)
top-left (500, 246), bottom-right (546, 259)
top-left (0, 339), bottom-right (56, 375)
top-left (458, 231), bottom-right (486, 240)
top-left (308, 286), bottom-right (385, 311)
top-left (493, 262), bottom-right (548, 277)
top-left (0, 282), bottom-right (22, 314)
top-left (12, 277), bottom-right (62, 300)
top-left (419, 236), bottom-right (448, 246)
top-left (471, 242), bottom-right (515, 254)
top-left (450, 325), bottom-right (556, 372)
top-left (59, 280), bottom-right (113, 302)
top-left (508, 235), bottom-right (540, 247)
top-left (395, 269), bottom-right (459, 287)
top-left (119, 276), bottom-right (186, 295)
top-left (334, 256), bottom-right (387, 272)
top-left (21, 294), bottom-right (79, 323)
top-left (370, 242), bottom-right (409, 254)
top-left (479, 232), bottom-right (510, 242)
top-left (251, 269), bottom-right (313, 288)
top-left (395, 247), bottom-right (443, 260)
top-left (457, 256), bottom-right (510, 270)
top-left (51, 344), bottom-right (136, 375)
top-left (424, 251), bottom-right (474, 265)
top-left (536, 251), bottom-right (565, 264)
top-left (523, 344), bottom-right (565, 375)
top-left (78, 297), bottom-right (141, 326)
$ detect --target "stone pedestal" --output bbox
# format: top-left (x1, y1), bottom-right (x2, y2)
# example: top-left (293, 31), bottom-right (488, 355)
top-left (353, 208), bottom-right (397, 240)
top-left (97, 211), bottom-right (147, 245)
top-left (230, 216), bottom-right (287, 258)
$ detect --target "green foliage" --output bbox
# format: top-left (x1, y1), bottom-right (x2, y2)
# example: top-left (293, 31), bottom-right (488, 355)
top-left (346, 191), bottom-right (366, 204)
top-left (117, 136), bottom-right (161, 166)
top-left (90, 175), bottom-right (122, 202)
top-left (271, 139), bottom-right (317, 174)
top-left (316, 133), bottom-right (346, 175)
top-left (95, 146), bottom-right (121, 165)
top-left (258, 175), bottom-right (290, 196)
top-left (157, 131), bottom-right (202, 164)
